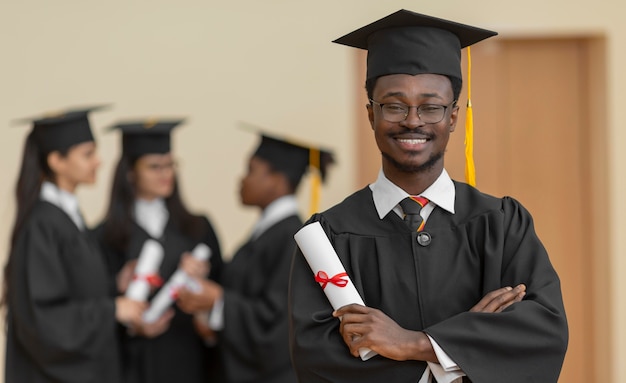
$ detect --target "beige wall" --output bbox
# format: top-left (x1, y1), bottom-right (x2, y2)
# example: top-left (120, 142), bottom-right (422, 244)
top-left (1, 0), bottom-right (624, 380)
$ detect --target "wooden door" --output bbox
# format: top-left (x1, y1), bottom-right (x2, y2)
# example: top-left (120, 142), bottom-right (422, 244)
top-left (353, 37), bottom-right (610, 382)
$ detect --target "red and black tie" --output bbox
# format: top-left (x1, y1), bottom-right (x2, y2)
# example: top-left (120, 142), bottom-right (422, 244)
top-left (399, 196), bottom-right (429, 232)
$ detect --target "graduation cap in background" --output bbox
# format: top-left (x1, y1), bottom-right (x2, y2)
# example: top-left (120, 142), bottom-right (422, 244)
top-left (16, 105), bottom-right (109, 153)
top-left (107, 118), bottom-right (184, 158)
top-left (240, 122), bottom-right (335, 215)
top-left (333, 9), bottom-right (498, 186)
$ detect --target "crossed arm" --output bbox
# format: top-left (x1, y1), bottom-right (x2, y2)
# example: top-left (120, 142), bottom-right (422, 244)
top-left (333, 284), bottom-right (526, 362)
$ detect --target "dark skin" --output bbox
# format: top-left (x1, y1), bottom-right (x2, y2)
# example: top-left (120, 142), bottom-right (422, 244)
top-left (334, 285), bottom-right (526, 361)
top-left (177, 156), bottom-right (292, 314)
top-left (334, 73), bottom-right (527, 363)
top-left (368, 73), bottom-right (458, 195)
top-left (239, 156), bottom-right (292, 209)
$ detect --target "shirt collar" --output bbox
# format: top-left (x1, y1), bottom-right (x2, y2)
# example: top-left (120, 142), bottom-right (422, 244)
top-left (40, 181), bottom-right (84, 230)
top-left (134, 198), bottom-right (169, 239)
top-left (369, 168), bottom-right (456, 219)
top-left (250, 195), bottom-right (299, 240)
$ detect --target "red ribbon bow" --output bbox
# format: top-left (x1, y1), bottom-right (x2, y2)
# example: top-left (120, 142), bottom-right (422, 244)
top-left (315, 271), bottom-right (349, 290)
top-left (133, 274), bottom-right (164, 288)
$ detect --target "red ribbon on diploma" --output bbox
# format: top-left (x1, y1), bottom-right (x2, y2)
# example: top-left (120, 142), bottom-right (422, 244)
top-left (133, 274), bottom-right (164, 288)
top-left (315, 271), bottom-right (349, 289)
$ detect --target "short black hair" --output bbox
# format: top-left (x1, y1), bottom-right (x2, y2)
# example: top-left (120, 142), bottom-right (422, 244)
top-left (365, 75), bottom-right (462, 102)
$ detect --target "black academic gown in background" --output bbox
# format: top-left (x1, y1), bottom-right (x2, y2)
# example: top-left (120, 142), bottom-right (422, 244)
top-left (95, 216), bottom-right (224, 383)
top-left (289, 183), bottom-right (568, 383)
top-left (5, 201), bottom-right (121, 383)
top-left (217, 215), bottom-right (301, 383)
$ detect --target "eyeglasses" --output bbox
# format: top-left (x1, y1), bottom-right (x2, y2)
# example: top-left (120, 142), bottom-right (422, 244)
top-left (142, 161), bottom-right (178, 173)
top-left (369, 99), bottom-right (457, 124)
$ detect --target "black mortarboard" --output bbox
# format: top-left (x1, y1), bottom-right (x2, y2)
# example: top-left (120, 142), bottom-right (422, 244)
top-left (108, 119), bottom-right (184, 157)
top-left (332, 9), bottom-right (497, 81)
top-left (244, 124), bottom-right (335, 214)
top-left (240, 122), bottom-right (335, 214)
top-left (18, 105), bottom-right (107, 153)
top-left (334, 9), bottom-right (497, 187)
top-left (251, 131), bottom-right (335, 188)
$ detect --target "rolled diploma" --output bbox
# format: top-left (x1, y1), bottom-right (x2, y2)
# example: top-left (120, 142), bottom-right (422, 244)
top-left (294, 221), bottom-right (377, 361)
top-left (143, 243), bottom-right (212, 323)
top-left (125, 239), bottom-right (164, 302)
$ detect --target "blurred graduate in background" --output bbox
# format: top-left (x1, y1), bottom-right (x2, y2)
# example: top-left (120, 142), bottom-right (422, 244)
top-left (177, 127), bottom-right (334, 383)
top-left (94, 118), bottom-right (224, 383)
top-left (3, 106), bottom-right (146, 383)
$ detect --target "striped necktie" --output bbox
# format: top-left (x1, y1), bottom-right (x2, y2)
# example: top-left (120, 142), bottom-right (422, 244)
top-left (399, 196), bottom-right (429, 232)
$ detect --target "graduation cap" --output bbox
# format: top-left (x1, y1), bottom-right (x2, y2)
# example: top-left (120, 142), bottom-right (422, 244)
top-left (108, 118), bottom-right (184, 158)
top-left (333, 9), bottom-right (497, 186)
top-left (333, 9), bottom-right (497, 81)
top-left (17, 105), bottom-right (108, 153)
top-left (241, 122), bottom-right (335, 214)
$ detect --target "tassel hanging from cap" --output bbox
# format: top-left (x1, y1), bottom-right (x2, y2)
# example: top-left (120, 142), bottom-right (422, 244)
top-left (464, 46), bottom-right (476, 187)
top-left (308, 148), bottom-right (322, 216)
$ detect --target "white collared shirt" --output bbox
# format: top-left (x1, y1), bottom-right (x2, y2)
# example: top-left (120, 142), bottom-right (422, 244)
top-left (249, 194), bottom-right (299, 241)
top-left (369, 169), bottom-right (464, 383)
top-left (369, 168), bottom-right (456, 220)
top-left (39, 181), bottom-right (85, 231)
top-left (134, 198), bottom-right (169, 239)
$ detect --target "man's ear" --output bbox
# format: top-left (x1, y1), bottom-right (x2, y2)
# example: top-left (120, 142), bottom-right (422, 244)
top-left (449, 105), bottom-right (460, 133)
top-left (366, 104), bottom-right (375, 130)
top-left (272, 171), bottom-right (292, 196)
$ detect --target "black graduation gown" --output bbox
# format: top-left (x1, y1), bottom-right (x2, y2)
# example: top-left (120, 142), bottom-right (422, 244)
top-left (5, 201), bottom-right (121, 383)
top-left (217, 215), bottom-right (301, 383)
top-left (289, 183), bottom-right (568, 383)
top-left (94, 216), bottom-right (224, 383)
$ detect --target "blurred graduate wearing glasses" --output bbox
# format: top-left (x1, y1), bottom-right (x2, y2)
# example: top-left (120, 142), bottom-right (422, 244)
top-left (3, 107), bottom-right (145, 383)
top-left (94, 119), bottom-right (224, 383)
top-left (177, 128), bottom-right (334, 383)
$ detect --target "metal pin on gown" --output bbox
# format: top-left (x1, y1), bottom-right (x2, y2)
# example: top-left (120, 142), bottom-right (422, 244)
top-left (399, 197), bottom-right (432, 247)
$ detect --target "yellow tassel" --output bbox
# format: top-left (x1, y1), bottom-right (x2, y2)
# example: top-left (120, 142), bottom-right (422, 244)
top-left (464, 46), bottom-right (476, 187)
top-left (309, 148), bottom-right (321, 215)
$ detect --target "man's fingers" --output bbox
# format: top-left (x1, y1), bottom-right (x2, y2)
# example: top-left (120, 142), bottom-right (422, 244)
top-left (485, 284), bottom-right (525, 312)
top-left (494, 290), bottom-right (526, 313)
top-left (470, 284), bottom-right (526, 313)
top-left (495, 290), bottom-right (526, 312)
top-left (470, 286), bottom-right (512, 312)
top-left (333, 303), bottom-right (368, 317)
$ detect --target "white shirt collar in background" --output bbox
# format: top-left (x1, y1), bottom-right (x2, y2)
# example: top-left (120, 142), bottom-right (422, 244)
top-left (39, 181), bottom-right (85, 230)
top-left (134, 198), bottom-right (169, 239)
top-left (250, 195), bottom-right (299, 241)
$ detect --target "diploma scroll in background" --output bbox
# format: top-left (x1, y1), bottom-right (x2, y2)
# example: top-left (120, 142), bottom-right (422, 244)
top-left (143, 243), bottom-right (212, 323)
top-left (294, 221), bottom-right (377, 361)
top-left (125, 239), bottom-right (165, 302)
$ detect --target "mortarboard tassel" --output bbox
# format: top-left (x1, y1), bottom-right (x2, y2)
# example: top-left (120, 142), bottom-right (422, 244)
top-left (309, 148), bottom-right (322, 216)
top-left (464, 46), bottom-right (476, 187)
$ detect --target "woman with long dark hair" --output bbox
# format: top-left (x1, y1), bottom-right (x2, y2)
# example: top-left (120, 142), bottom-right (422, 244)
top-left (95, 119), bottom-right (224, 383)
top-left (3, 106), bottom-right (145, 383)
